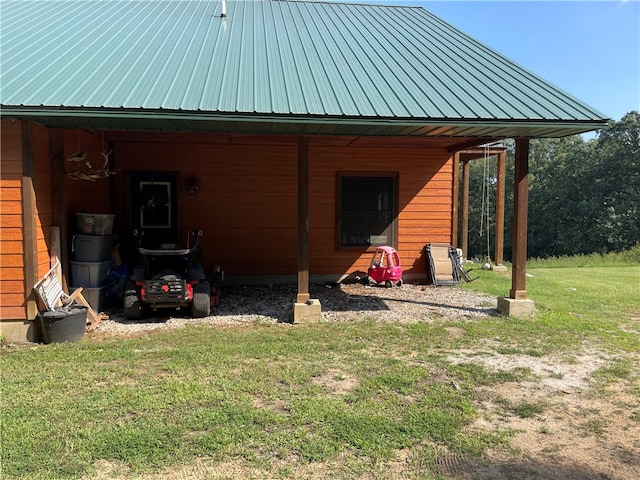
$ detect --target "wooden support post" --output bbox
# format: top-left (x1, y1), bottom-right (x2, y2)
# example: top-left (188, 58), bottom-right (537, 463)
top-left (452, 152), bottom-right (460, 249)
top-left (510, 139), bottom-right (529, 299)
top-left (494, 151), bottom-right (506, 266)
top-left (50, 227), bottom-right (62, 280)
top-left (297, 135), bottom-right (310, 304)
top-left (49, 128), bottom-right (69, 290)
top-left (22, 121), bottom-right (39, 320)
top-left (461, 159), bottom-right (470, 260)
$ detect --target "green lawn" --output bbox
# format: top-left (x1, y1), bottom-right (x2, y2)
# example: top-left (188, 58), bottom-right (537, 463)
top-left (464, 265), bottom-right (640, 353)
top-left (1, 264), bottom-right (638, 479)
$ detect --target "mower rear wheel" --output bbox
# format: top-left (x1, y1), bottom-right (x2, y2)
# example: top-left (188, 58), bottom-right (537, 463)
top-left (124, 287), bottom-right (143, 320)
top-left (192, 281), bottom-right (211, 318)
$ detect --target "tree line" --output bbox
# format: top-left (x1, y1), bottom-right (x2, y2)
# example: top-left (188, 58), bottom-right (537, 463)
top-left (460, 111), bottom-right (639, 262)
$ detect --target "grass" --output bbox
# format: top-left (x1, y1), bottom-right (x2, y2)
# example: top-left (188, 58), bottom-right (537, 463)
top-left (1, 323), bottom-right (510, 479)
top-left (1, 256), bottom-right (639, 479)
top-left (462, 263), bottom-right (640, 354)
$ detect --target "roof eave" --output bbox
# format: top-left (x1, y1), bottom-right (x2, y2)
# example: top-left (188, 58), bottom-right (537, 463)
top-left (1, 106), bottom-right (610, 139)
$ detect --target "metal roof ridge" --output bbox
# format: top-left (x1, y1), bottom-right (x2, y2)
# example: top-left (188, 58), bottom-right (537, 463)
top-left (268, 0), bottom-right (423, 8)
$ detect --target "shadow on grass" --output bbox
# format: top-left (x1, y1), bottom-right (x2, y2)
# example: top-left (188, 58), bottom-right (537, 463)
top-left (433, 451), bottom-right (630, 480)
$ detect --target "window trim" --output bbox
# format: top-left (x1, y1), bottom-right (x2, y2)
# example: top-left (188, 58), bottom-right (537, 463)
top-left (335, 171), bottom-right (399, 250)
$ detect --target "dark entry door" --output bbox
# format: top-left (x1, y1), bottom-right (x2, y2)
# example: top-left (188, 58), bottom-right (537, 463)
top-left (130, 173), bottom-right (178, 248)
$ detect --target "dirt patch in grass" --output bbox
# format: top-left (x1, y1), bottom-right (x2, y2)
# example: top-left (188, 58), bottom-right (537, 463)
top-left (469, 386), bottom-right (640, 480)
top-left (447, 353), bottom-right (640, 480)
top-left (312, 368), bottom-right (359, 395)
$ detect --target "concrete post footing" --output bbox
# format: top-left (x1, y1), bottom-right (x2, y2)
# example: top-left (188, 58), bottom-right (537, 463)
top-left (294, 299), bottom-right (322, 324)
top-left (497, 296), bottom-right (535, 317)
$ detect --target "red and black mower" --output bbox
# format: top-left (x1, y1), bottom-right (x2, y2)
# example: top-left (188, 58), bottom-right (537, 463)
top-left (124, 229), bottom-right (211, 319)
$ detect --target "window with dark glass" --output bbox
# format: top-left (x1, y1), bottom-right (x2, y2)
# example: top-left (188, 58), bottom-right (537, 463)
top-left (339, 175), bottom-right (397, 247)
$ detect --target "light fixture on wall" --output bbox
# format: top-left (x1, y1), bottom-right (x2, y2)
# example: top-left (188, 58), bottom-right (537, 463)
top-left (186, 176), bottom-right (199, 195)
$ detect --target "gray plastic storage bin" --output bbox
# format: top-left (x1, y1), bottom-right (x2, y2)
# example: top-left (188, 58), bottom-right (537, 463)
top-left (70, 260), bottom-right (114, 288)
top-left (76, 213), bottom-right (115, 235)
top-left (80, 283), bottom-right (114, 313)
top-left (72, 234), bottom-right (114, 262)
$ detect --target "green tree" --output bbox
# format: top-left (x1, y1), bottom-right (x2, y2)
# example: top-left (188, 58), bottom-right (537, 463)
top-left (460, 111), bottom-right (639, 260)
top-left (527, 136), bottom-right (596, 257)
top-left (589, 111), bottom-right (640, 252)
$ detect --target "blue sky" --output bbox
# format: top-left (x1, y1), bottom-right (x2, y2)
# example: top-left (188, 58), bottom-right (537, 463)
top-left (383, 1), bottom-right (640, 122)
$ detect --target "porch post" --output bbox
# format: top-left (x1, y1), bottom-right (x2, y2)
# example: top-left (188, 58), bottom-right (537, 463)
top-left (493, 150), bottom-right (506, 269)
top-left (511, 139), bottom-right (529, 299)
top-left (297, 135), bottom-right (310, 304)
top-left (294, 135), bottom-right (321, 323)
top-left (49, 128), bottom-right (69, 288)
top-left (22, 121), bottom-right (39, 321)
top-left (498, 138), bottom-right (534, 316)
top-left (452, 152), bottom-right (460, 249)
top-left (461, 159), bottom-right (470, 259)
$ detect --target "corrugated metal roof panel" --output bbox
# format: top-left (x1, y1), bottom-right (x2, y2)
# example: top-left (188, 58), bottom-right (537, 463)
top-left (1, 0), bottom-right (608, 136)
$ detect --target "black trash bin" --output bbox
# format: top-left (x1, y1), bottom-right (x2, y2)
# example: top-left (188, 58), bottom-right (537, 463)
top-left (38, 306), bottom-right (88, 344)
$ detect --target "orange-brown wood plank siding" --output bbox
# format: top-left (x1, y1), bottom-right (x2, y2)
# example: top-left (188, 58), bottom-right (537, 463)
top-left (113, 138), bottom-right (298, 276)
top-left (1, 120), bottom-right (27, 319)
top-left (1, 126), bottom-right (454, 320)
top-left (112, 133), bottom-right (453, 278)
top-left (308, 142), bottom-right (452, 274)
top-left (32, 123), bottom-right (54, 279)
top-left (1, 121), bottom-right (61, 320)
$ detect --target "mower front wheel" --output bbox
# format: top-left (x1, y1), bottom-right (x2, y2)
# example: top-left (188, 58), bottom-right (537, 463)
top-left (124, 286), bottom-right (144, 320)
top-left (192, 281), bottom-right (211, 318)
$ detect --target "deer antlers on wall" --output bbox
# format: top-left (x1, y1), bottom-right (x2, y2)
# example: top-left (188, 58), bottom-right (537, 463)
top-left (65, 149), bottom-right (120, 181)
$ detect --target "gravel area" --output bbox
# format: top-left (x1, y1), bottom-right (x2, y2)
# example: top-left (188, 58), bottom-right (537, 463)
top-left (96, 282), bottom-right (498, 335)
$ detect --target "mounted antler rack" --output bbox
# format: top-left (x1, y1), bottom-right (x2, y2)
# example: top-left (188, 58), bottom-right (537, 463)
top-left (66, 149), bottom-right (120, 181)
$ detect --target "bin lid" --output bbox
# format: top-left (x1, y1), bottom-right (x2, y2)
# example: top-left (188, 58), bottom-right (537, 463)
top-left (39, 306), bottom-right (88, 319)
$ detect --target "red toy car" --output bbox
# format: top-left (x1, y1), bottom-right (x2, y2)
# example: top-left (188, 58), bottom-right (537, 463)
top-left (367, 246), bottom-right (403, 287)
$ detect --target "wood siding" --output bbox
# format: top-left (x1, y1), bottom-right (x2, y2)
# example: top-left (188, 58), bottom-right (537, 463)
top-left (1, 121), bottom-right (59, 320)
top-left (1, 127), bottom-right (455, 322)
top-left (112, 136), bottom-right (299, 276)
top-left (33, 122), bottom-right (54, 279)
top-left (111, 133), bottom-right (453, 278)
top-left (310, 141), bottom-right (453, 275)
top-left (0, 121), bottom-right (25, 319)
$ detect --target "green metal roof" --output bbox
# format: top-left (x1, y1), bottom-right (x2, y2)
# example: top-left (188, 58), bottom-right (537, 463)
top-left (0, 0), bottom-right (609, 138)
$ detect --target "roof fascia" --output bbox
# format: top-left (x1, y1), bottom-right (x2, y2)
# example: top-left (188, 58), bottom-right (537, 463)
top-left (1, 106), bottom-right (610, 137)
